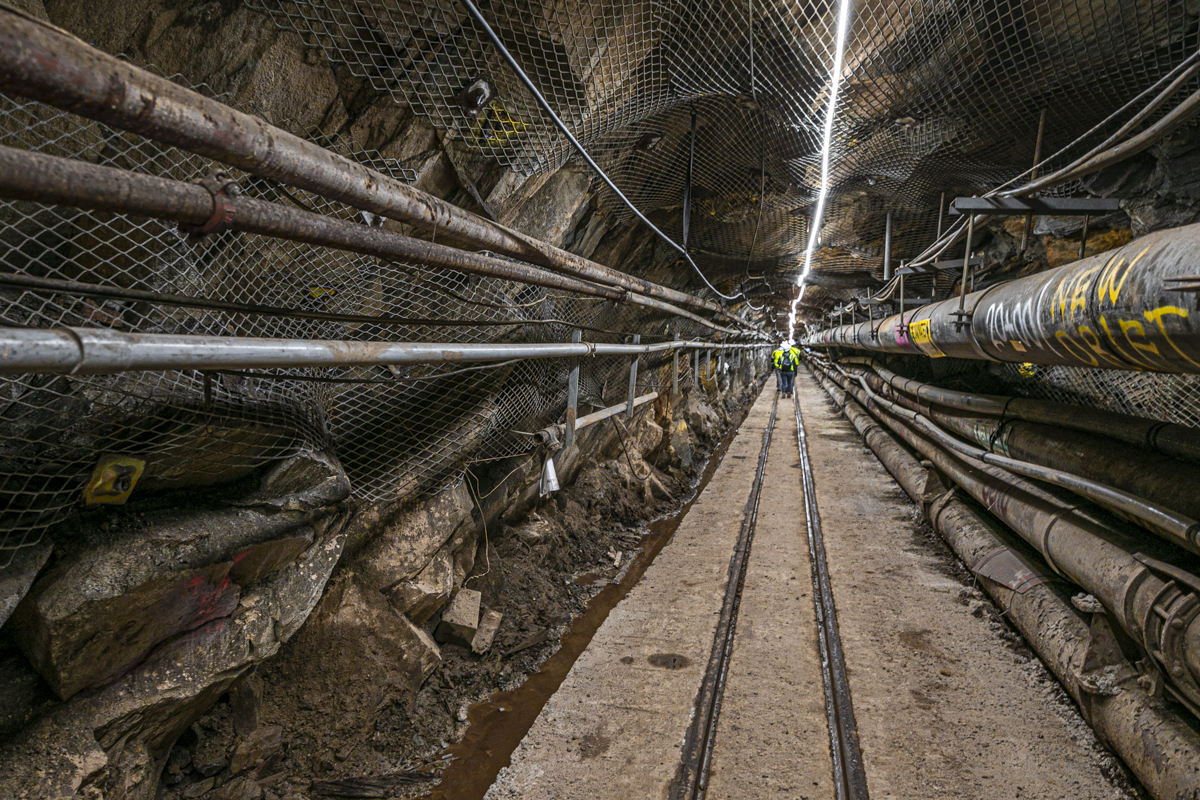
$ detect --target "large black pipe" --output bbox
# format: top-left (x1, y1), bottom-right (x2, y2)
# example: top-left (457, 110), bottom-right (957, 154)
top-left (808, 367), bottom-right (1200, 800)
top-left (806, 225), bottom-right (1200, 373)
top-left (812, 361), bottom-right (1200, 717)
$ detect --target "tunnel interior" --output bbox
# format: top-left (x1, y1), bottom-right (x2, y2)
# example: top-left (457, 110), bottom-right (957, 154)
top-left (2, 0), bottom-right (1200, 798)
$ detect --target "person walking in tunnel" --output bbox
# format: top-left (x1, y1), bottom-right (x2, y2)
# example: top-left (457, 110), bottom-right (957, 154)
top-left (772, 340), bottom-right (800, 397)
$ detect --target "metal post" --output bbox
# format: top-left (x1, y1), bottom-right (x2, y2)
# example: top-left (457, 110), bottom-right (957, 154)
top-left (936, 192), bottom-right (946, 238)
top-left (883, 210), bottom-right (894, 281)
top-left (1078, 215), bottom-right (1090, 259)
top-left (565, 329), bottom-right (581, 448)
top-left (956, 213), bottom-right (977, 328)
top-left (1021, 108), bottom-right (1048, 253)
top-left (693, 348), bottom-right (700, 387)
top-left (627, 334), bottom-right (640, 419)
top-left (706, 349), bottom-right (713, 393)
top-left (672, 333), bottom-right (681, 397)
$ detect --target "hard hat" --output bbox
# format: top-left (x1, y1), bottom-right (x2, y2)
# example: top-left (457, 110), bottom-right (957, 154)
top-left (779, 340), bottom-right (788, 348)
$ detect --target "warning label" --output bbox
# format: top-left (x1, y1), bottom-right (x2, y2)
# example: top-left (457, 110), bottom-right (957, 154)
top-left (908, 318), bottom-right (946, 358)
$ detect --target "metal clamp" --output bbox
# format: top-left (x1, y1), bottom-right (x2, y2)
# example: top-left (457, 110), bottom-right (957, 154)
top-left (180, 169), bottom-right (240, 237)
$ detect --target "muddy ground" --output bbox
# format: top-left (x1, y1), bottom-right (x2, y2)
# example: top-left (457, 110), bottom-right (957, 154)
top-left (162, 383), bottom-right (760, 800)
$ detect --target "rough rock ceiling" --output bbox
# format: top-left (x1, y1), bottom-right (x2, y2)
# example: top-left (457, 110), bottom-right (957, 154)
top-left (253, 0), bottom-right (1193, 319)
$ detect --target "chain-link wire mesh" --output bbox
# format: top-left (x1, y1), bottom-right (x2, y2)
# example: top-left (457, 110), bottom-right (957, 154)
top-left (990, 362), bottom-right (1200, 431)
top-left (0, 78), bottom-right (734, 567)
top-left (248, 0), bottom-right (1196, 314)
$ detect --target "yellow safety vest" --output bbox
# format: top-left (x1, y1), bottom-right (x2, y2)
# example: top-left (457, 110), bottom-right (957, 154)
top-left (773, 347), bottom-right (800, 370)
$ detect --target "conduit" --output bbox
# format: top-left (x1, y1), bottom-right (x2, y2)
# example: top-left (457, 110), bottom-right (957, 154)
top-left (829, 361), bottom-right (1200, 552)
top-left (0, 10), bottom-right (760, 333)
top-left (805, 224), bottom-right (1200, 374)
top-left (811, 360), bottom-right (1200, 719)
top-left (0, 327), bottom-right (762, 376)
top-left (808, 367), bottom-right (1200, 800)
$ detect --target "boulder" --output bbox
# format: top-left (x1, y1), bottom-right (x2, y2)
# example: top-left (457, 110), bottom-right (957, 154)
top-left (229, 725), bottom-right (282, 775)
top-left (10, 450), bottom-right (347, 701)
top-left (388, 547), bottom-right (454, 625)
top-left (351, 482), bottom-right (475, 593)
top-left (472, 609), bottom-right (504, 655)
top-left (260, 576), bottom-right (441, 762)
top-left (388, 508), bottom-right (480, 624)
top-left (435, 588), bottom-right (481, 647)
top-left (0, 538), bottom-right (52, 628)
top-left (0, 480), bottom-right (351, 800)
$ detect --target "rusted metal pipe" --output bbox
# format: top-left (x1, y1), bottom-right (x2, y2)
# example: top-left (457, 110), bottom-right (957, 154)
top-left (0, 145), bottom-right (624, 301)
top-left (0, 11), bottom-right (755, 331)
top-left (836, 363), bottom-right (1200, 552)
top-left (810, 367), bottom-right (1200, 799)
top-left (815, 362), bottom-right (1200, 718)
top-left (805, 224), bottom-right (1200, 373)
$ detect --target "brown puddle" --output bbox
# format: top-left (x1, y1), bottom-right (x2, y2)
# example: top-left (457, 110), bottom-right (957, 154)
top-left (417, 395), bottom-right (757, 800)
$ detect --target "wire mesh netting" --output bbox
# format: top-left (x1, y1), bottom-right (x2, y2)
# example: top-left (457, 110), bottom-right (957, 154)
top-left (0, 80), bottom-right (744, 567)
top-left (248, 0), bottom-right (1197, 314)
top-left (991, 362), bottom-right (1200, 430)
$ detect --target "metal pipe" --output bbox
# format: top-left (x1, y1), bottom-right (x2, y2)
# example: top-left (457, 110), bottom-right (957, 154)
top-left (805, 223), bottom-right (1200, 373)
top-left (810, 369), bottom-right (1200, 799)
top-left (0, 11), bottom-right (755, 329)
top-left (0, 145), bottom-right (623, 301)
top-left (574, 391), bottom-right (657, 432)
top-left (814, 362), bottom-right (1200, 715)
top-left (882, 210), bottom-right (893, 282)
top-left (843, 357), bottom-right (1200, 464)
top-left (838, 364), bottom-right (1200, 552)
top-left (565, 330), bottom-right (581, 448)
top-left (627, 334), bottom-right (641, 419)
top-left (1021, 109), bottom-right (1047, 252)
top-left (672, 333), bottom-right (681, 397)
top-left (0, 327), bottom-right (753, 376)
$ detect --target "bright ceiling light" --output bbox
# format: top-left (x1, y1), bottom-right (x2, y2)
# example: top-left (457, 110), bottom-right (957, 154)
top-left (790, 0), bottom-right (855, 340)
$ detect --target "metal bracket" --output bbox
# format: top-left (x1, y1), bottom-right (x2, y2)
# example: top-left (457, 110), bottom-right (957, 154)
top-left (83, 454), bottom-right (145, 504)
top-left (180, 169), bottom-right (240, 237)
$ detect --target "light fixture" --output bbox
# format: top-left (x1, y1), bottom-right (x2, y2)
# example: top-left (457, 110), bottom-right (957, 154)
top-left (790, 0), bottom-right (855, 340)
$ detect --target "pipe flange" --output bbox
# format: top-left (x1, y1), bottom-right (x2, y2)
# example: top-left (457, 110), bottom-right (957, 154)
top-left (180, 169), bottom-right (240, 237)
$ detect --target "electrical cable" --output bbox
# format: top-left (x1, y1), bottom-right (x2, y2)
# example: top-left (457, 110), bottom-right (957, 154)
top-left (458, 0), bottom-right (748, 305)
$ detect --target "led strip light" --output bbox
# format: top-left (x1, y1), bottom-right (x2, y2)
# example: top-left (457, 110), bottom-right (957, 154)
top-left (789, 0), bottom-right (856, 340)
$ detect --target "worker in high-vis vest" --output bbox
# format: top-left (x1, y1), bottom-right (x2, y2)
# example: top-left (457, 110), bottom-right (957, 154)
top-left (772, 340), bottom-right (800, 397)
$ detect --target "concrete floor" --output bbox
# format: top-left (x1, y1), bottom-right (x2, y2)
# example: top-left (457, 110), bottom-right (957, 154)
top-left (485, 376), bottom-right (1137, 799)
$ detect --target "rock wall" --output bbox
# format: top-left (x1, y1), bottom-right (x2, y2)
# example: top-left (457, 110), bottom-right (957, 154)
top-left (0, 9), bottom-right (768, 799)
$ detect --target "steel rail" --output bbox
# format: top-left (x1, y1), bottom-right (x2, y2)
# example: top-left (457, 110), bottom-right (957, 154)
top-left (0, 327), bottom-right (761, 375)
top-left (793, 394), bottom-right (870, 800)
top-left (0, 10), bottom-right (759, 332)
top-left (675, 393), bottom-right (778, 800)
top-left (834, 363), bottom-right (1200, 552)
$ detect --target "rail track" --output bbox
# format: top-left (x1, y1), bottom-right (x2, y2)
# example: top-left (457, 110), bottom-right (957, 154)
top-left (673, 391), bottom-right (869, 800)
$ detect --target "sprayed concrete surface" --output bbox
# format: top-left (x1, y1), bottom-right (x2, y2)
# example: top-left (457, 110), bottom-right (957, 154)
top-left (484, 375), bottom-right (1139, 800)
top-left (794, 367), bottom-right (1136, 800)
top-left (484, 388), bottom-right (775, 799)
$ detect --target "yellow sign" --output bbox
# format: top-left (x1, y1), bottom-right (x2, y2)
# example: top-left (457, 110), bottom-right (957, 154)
top-left (908, 318), bottom-right (946, 358)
